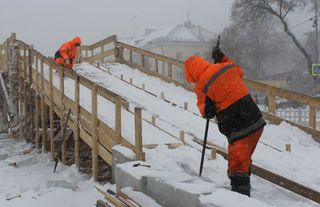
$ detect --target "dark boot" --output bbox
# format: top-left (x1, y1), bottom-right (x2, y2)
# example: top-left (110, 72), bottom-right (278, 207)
top-left (229, 173), bottom-right (251, 197)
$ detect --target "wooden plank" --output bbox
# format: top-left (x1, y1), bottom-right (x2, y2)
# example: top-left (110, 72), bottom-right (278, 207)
top-left (86, 35), bottom-right (116, 50)
top-left (141, 54), bottom-right (145, 68)
top-left (90, 49), bottom-right (115, 62)
top-left (59, 67), bottom-right (66, 162)
top-left (40, 58), bottom-right (47, 151)
top-left (115, 96), bottom-right (122, 144)
top-left (117, 42), bottom-right (184, 68)
top-left (92, 85), bottom-right (99, 179)
top-left (74, 75), bottom-right (80, 168)
top-left (168, 63), bottom-right (172, 79)
top-left (49, 64), bottom-right (54, 159)
top-left (309, 105), bottom-right (317, 129)
top-left (268, 93), bottom-right (276, 114)
top-left (134, 108), bottom-right (144, 161)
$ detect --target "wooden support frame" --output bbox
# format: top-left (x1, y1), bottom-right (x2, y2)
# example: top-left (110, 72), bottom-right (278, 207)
top-left (134, 107), bottom-right (144, 161)
top-left (115, 96), bottom-right (122, 144)
top-left (74, 75), bottom-right (80, 168)
top-left (40, 58), bottom-right (47, 152)
top-left (49, 64), bottom-right (55, 159)
top-left (92, 85), bottom-right (99, 180)
top-left (59, 67), bottom-right (66, 162)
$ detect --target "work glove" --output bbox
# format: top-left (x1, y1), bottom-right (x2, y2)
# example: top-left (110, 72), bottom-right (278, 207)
top-left (212, 46), bottom-right (224, 64)
top-left (204, 96), bottom-right (216, 119)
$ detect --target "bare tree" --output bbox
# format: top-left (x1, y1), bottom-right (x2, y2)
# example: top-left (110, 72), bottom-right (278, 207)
top-left (232, 0), bottom-right (312, 69)
top-left (220, 19), bottom-right (286, 79)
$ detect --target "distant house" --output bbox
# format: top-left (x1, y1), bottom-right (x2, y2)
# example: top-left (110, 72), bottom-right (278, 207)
top-left (131, 21), bottom-right (215, 81)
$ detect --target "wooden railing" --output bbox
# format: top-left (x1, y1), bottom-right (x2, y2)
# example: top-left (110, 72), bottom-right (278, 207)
top-left (80, 35), bottom-right (320, 142)
top-left (0, 33), bottom-right (145, 180)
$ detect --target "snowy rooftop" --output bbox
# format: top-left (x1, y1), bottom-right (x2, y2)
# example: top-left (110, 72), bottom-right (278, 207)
top-left (132, 21), bottom-right (215, 47)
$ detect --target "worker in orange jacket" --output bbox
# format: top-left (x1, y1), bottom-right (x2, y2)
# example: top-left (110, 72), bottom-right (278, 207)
top-left (54, 37), bottom-right (81, 70)
top-left (184, 45), bottom-right (266, 197)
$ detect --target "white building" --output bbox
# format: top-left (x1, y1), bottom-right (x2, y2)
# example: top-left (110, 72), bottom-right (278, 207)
top-left (131, 21), bottom-right (215, 81)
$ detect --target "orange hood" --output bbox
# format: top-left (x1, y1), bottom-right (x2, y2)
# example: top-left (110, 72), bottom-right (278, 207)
top-left (184, 56), bottom-right (211, 83)
top-left (71, 37), bottom-right (81, 46)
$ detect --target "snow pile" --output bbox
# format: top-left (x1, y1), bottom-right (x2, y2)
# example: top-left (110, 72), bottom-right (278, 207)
top-left (0, 135), bottom-right (107, 207)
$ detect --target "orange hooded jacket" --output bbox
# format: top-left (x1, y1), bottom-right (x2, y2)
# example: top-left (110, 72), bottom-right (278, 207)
top-left (184, 55), bottom-right (248, 116)
top-left (55, 37), bottom-right (81, 69)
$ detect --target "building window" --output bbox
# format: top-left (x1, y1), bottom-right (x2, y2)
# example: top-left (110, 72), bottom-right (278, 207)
top-left (176, 52), bottom-right (182, 60)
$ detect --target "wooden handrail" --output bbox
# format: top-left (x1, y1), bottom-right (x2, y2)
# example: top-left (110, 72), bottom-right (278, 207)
top-left (79, 35), bottom-right (320, 136)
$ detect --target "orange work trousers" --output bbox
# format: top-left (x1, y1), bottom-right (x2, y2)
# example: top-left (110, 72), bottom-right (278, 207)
top-left (227, 128), bottom-right (264, 174)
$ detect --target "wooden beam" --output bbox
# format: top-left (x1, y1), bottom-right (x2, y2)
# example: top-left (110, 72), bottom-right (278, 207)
top-left (92, 85), bottom-right (99, 180)
top-left (115, 96), bottom-right (122, 144)
top-left (309, 105), bottom-right (317, 129)
top-left (40, 58), bottom-right (47, 152)
top-left (74, 75), bottom-right (80, 168)
top-left (134, 108), bottom-right (144, 161)
top-left (59, 67), bottom-right (66, 162)
top-left (49, 64), bottom-right (54, 159)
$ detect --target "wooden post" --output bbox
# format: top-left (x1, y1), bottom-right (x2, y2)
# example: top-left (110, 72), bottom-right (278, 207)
top-left (268, 94), bottom-right (276, 114)
top-left (180, 130), bottom-right (185, 144)
top-left (101, 45), bottom-right (104, 63)
top-left (85, 50), bottom-right (88, 58)
top-left (6, 40), bottom-right (9, 73)
top-left (120, 74), bottom-right (123, 81)
top-left (151, 116), bottom-right (156, 126)
top-left (309, 104), bottom-right (316, 129)
top-left (141, 83), bottom-right (145, 91)
top-left (129, 78), bottom-right (133, 84)
top-left (27, 49), bottom-right (33, 142)
top-left (129, 50), bottom-right (133, 63)
top-left (34, 54), bottom-right (40, 149)
top-left (168, 63), bottom-right (172, 80)
top-left (49, 64), bottom-right (54, 159)
top-left (35, 94), bottom-right (40, 149)
top-left (115, 96), bottom-right (122, 144)
top-left (155, 59), bottom-right (159, 73)
top-left (285, 144), bottom-right (291, 153)
top-left (211, 147), bottom-right (217, 160)
top-left (17, 49), bottom-right (23, 140)
top-left (35, 53), bottom-right (39, 91)
top-left (40, 58), bottom-right (47, 152)
top-left (24, 80), bottom-right (28, 141)
top-left (160, 92), bottom-right (165, 99)
top-left (135, 108), bottom-right (144, 161)
top-left (23, 48), bottom-right (27, 140)
top-left (141, 54), bottom-right (145, 68)
top-left (184, 102), bottom-right (188, 110)
top-left (74, 75), bottom-right (80, 168)
top-left (60, 67), bottom-right (66, 162)
top-left (92, 85), bottom-right (99, 180)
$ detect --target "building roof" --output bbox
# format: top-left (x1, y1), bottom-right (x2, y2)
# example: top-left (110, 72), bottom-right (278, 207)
top-left (132, 21), bottom-right (215, 47)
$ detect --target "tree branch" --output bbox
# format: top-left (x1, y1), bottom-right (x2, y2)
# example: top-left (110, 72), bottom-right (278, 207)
top-left (283, 0), bottom-right (295, 19)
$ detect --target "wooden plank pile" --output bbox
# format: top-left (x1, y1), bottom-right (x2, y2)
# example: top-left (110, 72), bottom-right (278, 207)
top-left (95, 186), bottom-right (143, 207)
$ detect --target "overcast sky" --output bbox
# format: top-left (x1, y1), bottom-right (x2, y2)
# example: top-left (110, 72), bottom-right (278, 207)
top-left (0, 0), bottom-right (315, 56)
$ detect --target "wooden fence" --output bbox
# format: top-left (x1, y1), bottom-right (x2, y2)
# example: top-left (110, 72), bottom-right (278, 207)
top-left (0, 33), bottom-right (145, 180)
top-left (80, 35), bottom-right (320, 142)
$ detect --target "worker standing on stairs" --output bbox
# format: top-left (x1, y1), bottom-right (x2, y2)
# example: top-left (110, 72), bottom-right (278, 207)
top-left (184, 40), bottom-right (266, 197)
top-left (54, 37), bottom-right (81, 70)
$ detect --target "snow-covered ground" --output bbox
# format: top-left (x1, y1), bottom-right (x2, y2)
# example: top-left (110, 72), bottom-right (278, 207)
top-left (0, 134), bottom-right (106, 207)
top-left (17, 61), bottom-right (320, 206)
